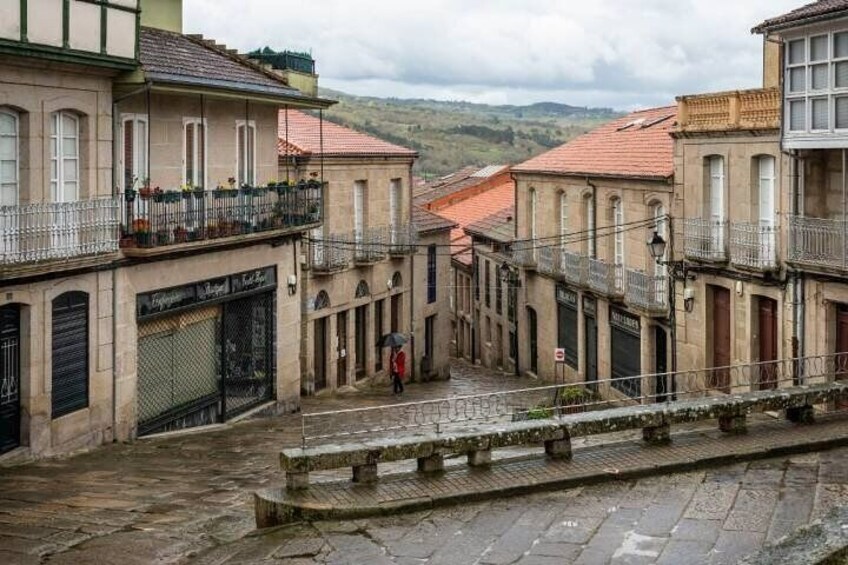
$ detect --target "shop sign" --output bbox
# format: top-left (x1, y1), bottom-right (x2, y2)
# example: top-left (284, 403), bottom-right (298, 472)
top-left (138, 266), bottom-right (277, 319)
top-left (610, 308), bottom-right (641, 335)
top-left (555, 284), bottom-right (577, 308)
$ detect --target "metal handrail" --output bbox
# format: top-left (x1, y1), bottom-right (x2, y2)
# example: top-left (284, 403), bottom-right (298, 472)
top-left (300, 353), bottom-right (848, 447)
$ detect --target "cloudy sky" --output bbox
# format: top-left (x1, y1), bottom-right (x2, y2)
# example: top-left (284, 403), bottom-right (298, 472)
top-left (184, 0), bottom-right (800, 110)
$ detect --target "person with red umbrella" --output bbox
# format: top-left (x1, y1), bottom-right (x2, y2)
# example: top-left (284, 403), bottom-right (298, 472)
top-left (381, 332), bottom-right (408, 396)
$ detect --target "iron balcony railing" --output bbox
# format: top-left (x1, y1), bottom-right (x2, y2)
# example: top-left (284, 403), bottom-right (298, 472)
top-left (121, 184), bottom-right (322, 249)
top-left (311, 232), bottom-right (352, 273)
top-left (562, 249), bottom-right (587, 286)
top-left (511, 241), bottom-right (537, 269)
top-left (1, 198), bottom-right (120, 264)
top-left (625, 269), bottom-right (668, 313)
top-left (537, 246), bottom-right (556, 276)
top-left (354, 226), bottom-right (387, 264)
top-left (588, 257), bottom-right (624, 298)
top-left (388, 224), bottom-right (417, 255)
top-left (729, 222), bottom-right (778, 271)
top-left (683, 218), bottom-right (728, 262)
top-left (788, 215), bottom-right (848, 271)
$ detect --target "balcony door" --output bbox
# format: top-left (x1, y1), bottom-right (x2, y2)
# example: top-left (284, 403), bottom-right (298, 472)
top-left (612, 198), bottom-right (624, 291)
top-left (708, 156), bottom-right (725, 253)
top-left (389, 179), bottom-right (401, 244)
top-left (757, 156), bottom-right (776, 262)
top-left (354, 180), bottom-right (365, 251)
top-left (50, 112), bottom-right (80, 256)
top-left (0, 110), bottom-right (19, 259)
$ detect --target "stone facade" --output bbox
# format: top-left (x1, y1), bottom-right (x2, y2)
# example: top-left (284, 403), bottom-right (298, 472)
top-left (289, 156), bottom-right (416, 392)
top-left (413, 228), bottom-right (453, 381)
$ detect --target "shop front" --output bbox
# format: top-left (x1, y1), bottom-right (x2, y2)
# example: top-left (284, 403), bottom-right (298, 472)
top-left (136, 267), bottom-right (277, 436)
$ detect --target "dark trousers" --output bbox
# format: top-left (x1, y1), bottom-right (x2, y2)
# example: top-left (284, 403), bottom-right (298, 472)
top-left (392, 372), bottom-right (404, 394)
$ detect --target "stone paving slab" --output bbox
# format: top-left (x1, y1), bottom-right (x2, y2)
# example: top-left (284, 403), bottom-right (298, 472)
top-left (255, 414), bottom-right (848, 526)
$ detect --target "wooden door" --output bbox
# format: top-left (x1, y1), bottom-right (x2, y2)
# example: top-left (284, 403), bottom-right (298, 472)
top-left (758, 297), bottom-right (778, 390)
top-left (836, 305), bottom-right (848, 409)
top-left (337, 311), bottom-right (348, 387)
top-left (712, 286), bottom-right (731, 393)
top-left (314, 317), bottom-right (327, 391)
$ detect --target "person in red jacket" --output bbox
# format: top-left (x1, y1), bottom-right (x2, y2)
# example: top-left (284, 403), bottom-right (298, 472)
top-left (390, 346), bottom-right (406, 395)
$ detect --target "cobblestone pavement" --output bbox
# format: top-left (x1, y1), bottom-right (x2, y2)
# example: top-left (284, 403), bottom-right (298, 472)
top-left (193, 448), bottom-right (848, 565)
top-left (0, 363), bottom-right (846, 564)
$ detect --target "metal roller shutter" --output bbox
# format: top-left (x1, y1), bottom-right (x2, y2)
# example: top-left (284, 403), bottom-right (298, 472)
top-left (52, 292), bottom-right (89, 418)
top-left (610, 308), bottom-right (641, 398)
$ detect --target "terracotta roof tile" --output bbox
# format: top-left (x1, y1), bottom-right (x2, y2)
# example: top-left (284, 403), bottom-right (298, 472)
top-left (430, 178), bottom-right (516, 264)
top-left (464, 206), bottom-right (515, 243)
top-left (414, 165), bottom-right (509, 207)
top-left (511, 106), bottom-right (676, 180)
top-left (753, 0), bottom-right (848, 33)
top-left (413, 207), bottom-right (457, 234)
top-left (139, 27), bottom-right (302, 98)
top-left (278, 110), bottom-right (417, 158)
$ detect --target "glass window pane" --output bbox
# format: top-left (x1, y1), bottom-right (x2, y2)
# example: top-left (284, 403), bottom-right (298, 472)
top-left (0, 113), bottom-right (15, 135)
top-left (811, 35), bottom-right (828, 61)
top-left (0, 183), bottom-right (16, 206)
top-left (137, 121), bottom-right (147, 180)
top-left (63, 181), bottom-right (78, 201)
top-left (789, 39), bottom-right (806, 64)
top-left (198, 125), bottom-right (205, 187)
top-left (836, 97), bottom-right (848, 128)
top-left (836, 32), bottom-right (848, 58)
top-left (837, 61), bottom-right (848, 87)
top-left (0, 160), bottom-right (16, 182)
top-left (51, 113), bottom-right (58, 136)
top-left (62, 114), bottom-right (76, 135)
top-left (0, 137), bottom-right (15, 160)
top-left (812, 64), bottom-right (829, 89)
top-left (51, 159), bottom-right (57, 180)
top-left (789, 100), bottom-right (806, 131)
top-left (185, 124), bottom-right (194, 185)
top-left (789, 67), bottom-right (806, 93)
top-left (812, 98), bottom-right (829, 129)
top-left (62, 137), bottom-right (76, 158)
top-left (63, 158), bottom-right (77, 181)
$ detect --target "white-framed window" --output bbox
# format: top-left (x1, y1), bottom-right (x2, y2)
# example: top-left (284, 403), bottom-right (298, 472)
top-left (585, 195), bottom-right (595, 258)
top-left (559, 191), bottom-right (567, 247)
top-left (121, 114), bottom-right (148, 191)
top-left (354, 180), bottom-right (366, 243)
top-left (652, 201), bottom-right (667, 271)
top-left (50, 111), bottom-right (79, 202)
top-left (785, 30), bottom-right (848, 133)
top-left (183, 118), bottom-right (206, 188)
top-left (612, 197), bottom-right (624, 290)
top-left (529, 188), bottom-right (537, 258)
top-left (389, 178), bottom-right (401, 243)
top-left (708, 155), bottom-right (725, 251)
top-left (0, 108), bottom-right (19, 206)
top-left (236, 119), bottom-right (255, 187)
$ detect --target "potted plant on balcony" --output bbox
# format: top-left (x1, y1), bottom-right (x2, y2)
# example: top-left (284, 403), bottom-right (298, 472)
top-left (307, 171), bottom-right (321, 189)
top-left (155, 228), bottom-right (170, 246)
top-left (307, 202), bottom-right (320, 223)
top-left (180, 183), bottom-right (194, 200)
top-left (193, 184), bottom-right (205, 199)
top-left (132, 219), bottom-right (151, 247)
top-left (173, 226), bottom-right (189, 243)
top-left (163, 190), bottom-right (181, 204)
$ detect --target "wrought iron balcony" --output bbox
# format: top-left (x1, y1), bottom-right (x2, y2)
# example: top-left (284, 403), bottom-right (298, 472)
top-left (387, 224), bottom-right (417, 256)
top-left (562, 249), bottom-right (587, 287)
top-left (353, 227), bottom-right (386, 264)
top-left (537, 246), bottom-right (556, 276)
top-left (588, 258), bottom-right (625, 298)
top-left (511, 241), bottom-right (537, 269)
top-left (311, 233), bottom-right (352, 274)
top-left (788, 215), bottom-right (848, 272)
top-left (625, 270), bottom-right (668, 313)
top-left (729, 222), bottom-right (778, 271)
top-left (1, 198), bottom-right (120, 268)
top-left (683, 218), bottom-right (728, 262)
top-left (120, 184), bottom-right (322, 255)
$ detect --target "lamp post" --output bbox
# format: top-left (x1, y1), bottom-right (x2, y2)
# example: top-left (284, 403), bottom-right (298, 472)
top-left (646, 225), bottom-right (689, 402)
top-left (500, 261), bottom-right (521, 377)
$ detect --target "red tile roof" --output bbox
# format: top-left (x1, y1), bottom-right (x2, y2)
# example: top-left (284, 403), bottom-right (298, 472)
top-left (432, 177), bottom-right (516, 265)
top-left (278, 110), bottom-right (417, 158)
top-left (511, 106), bottom-right (676, 180)
top-left (413, 206), bottom-right (457, 234)
top-left (753, 0), bottom-right (848, 33)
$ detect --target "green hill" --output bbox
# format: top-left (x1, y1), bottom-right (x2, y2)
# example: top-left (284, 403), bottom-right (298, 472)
top-left (318, 89), bottom-right (622, 179)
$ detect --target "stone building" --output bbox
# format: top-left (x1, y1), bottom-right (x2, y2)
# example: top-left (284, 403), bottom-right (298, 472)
top-left (415, 167), bottom-right (515, 367)
top-left (753, 1), bottom-right (848, 401)
top-left (0, 0), bottom-right (333, 458)
top-left (0, 0), bottom-right (139, 458)
top-left (511, 107), bottom-right (676, 401)
top-left (278, 110), bottom-right (453, 392)
top-left (673, 87), bottom-right (787, 384)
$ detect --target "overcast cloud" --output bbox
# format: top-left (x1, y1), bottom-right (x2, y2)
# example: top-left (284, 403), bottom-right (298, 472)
top-left (184, 0), bottom-right (800, 110)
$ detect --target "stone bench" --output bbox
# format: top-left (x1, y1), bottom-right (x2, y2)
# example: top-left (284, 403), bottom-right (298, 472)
top-left (281, 381), bottom-right (848, 489)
